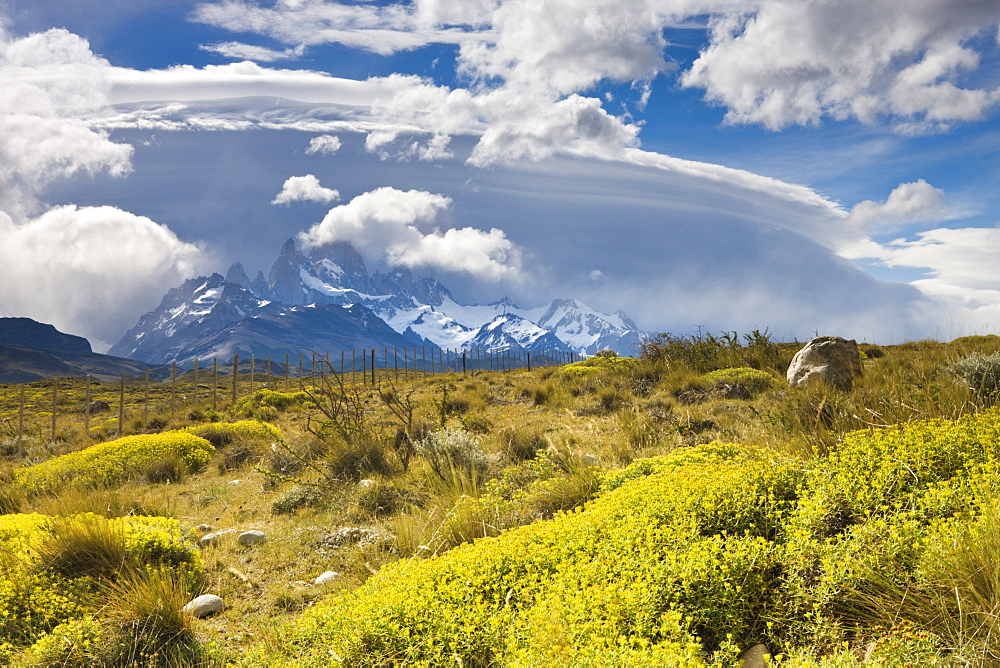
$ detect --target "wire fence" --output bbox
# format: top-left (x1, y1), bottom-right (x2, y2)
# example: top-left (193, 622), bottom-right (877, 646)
top-left (2, 346), bottom-right (580, 444)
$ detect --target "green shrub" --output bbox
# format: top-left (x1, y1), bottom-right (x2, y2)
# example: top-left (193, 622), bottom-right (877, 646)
top-left (495, 425), bottom-right (547, 462)
top-left (325, 435), bottom-right (395, 482)
top-left (700, 367), bottom-right (777, 397)
top-left (417, 427), bottom-right (491, 484)
top-left (947, 351), bottom-right (1000, 397)
top-left (271, 484), bottom-right (325, 515)
top-left (13, 432), bottom-right (214, 495)
top-left (639, 329), bottom-right (781, 374)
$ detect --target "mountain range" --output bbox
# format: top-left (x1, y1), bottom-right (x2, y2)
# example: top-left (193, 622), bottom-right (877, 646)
top-left (110, 238), bottom-right (645, 366)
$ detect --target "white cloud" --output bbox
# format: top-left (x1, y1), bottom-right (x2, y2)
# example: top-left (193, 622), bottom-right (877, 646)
top-left (0, 26), bottom-right (132, 218)
top-left (846, 179), bottom-right (952, 231)
top-left (682, 0), bottom-right (1000, 131)
top-left (271, 174), bottom-right (341, 204)
top-left (0, 206), bottom-right (207, 348)
top-left (880, 226), bottom-right (1000, 292)
top-left (0, 26), bottom-right (209, 347)
top-left (191, 0), bottom-right (496, 55)
top-left (106, 60), bottom-right (415, 107)
top-left (305, 133), bottom-right (341, 154)
top-left (200, 40), bottom-right (306, 62)
top-left (298, 186), bottom-right (522, 280)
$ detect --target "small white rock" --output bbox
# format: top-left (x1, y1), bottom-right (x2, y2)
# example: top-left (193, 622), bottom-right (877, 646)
top-left (238, 530), bottom-right (266, 546)
top-left (183, 594), bottom-right (224, 618)
top-left (358, 479), bottom-right (376, 488)
top-left (581, 454), bottom-right (599, 467)
top-left (194, 524), bottom-right (213, 533)
top-left (199, 528), bottom-right (236, 547)
top-left (227, 479), bottom-right (243, 486)
top-left (314, 571), bottom-right (340, 586)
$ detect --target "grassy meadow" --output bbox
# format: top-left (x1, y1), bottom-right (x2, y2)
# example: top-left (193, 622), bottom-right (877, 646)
top-left (2, 333), bottom-right (1000, 665)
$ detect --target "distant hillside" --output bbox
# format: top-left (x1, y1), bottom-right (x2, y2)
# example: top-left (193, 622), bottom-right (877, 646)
top-left (0, 318), bottom-right (91, 354)
top-left (0, 318), bottom-right (165, 383)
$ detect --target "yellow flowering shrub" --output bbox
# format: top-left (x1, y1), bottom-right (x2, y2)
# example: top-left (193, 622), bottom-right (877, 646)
top-left (12, 432), bottom-right (214, 495)
top-left (0, 513), bottom-right (200, 661)
top-left (780, 409), bottom-right (1000, 648)
top-left (558, 354), bottom-right (639, 378)
top-left (699, 367), bottom-right (777, 396)
top-left (275, 442), bottom-right (802, 665)
top-left (237, 389), bottom-right (310, 411)
top-left (185, 419), bottom-right (282, 448)
top-left (266, 410), bottom-right (1000, 664)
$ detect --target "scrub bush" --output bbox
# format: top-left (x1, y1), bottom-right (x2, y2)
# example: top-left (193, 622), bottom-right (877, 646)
top-left (0, 513), bottom-right (200, 662)
top-left (947, 351), bottom-right (1000, 397)
top-left (700, 367), bottom-right (777, 397)
top-left (13, 432), bottom-right (214, 495)
top-left (275, 442), bottom-right (802, 665)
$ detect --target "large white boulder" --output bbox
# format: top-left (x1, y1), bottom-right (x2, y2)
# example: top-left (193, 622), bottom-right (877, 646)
top-left (786, 336), bottom-right (863, 390)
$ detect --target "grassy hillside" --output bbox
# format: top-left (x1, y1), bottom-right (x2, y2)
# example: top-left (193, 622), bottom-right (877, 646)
top-left (2, 332), bottom-right (1000, 665)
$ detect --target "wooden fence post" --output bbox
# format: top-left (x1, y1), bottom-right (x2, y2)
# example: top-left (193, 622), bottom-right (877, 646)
top-left (267, 354), bottom-right (272, 389)
top-left (18, 385), bottom-right (25, 443)
top-left (144, 367), bottom-right (150, 426)
top-left (170, 362), bottom-right (177, 418)
top-left (394, 346), bottom-right (399, 381)
top-left (51, 379), bottom-right (57, 442)
top-left (84, 374), bottom-right (91, 435)
top-left (232, 354), bottom-right (239, 403)
top-left (285, 354), bottom-right (290, 390)
top-left (118, 372), bottom-right (125, 436)
top-left (193, 358), bottom-right (199, 409)
top-left (250, 353), bottom-right (255, 391)
top-left (371, 348), bottom-right (376, 385)
top-left (212, 359), bottom-right (218, 412)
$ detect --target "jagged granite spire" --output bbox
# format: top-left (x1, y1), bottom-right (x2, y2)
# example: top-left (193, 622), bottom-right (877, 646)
top-left (267, 238), bottom-right (309, 305)
top-left (225, 262), bottom-right (252, 290)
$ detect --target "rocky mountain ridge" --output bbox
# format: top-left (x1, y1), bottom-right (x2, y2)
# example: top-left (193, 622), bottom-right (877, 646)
top-left (110, 238), bottom-right (645, 366)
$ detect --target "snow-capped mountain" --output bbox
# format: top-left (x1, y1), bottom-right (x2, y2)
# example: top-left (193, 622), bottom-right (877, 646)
top-left (111, 238), bottom-right (645, 365)
top-left (465, 314), bottom-right (571, 352)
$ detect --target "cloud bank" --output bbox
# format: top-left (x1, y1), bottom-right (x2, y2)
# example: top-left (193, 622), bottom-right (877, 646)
top-left (0, 206), bottom-right (204, 348)
top-left (0, 26), bottom-right (208, 347)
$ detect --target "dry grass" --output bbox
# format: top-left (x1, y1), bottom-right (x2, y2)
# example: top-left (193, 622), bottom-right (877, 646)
top-left (3, 334), bottom-right (1000, 662)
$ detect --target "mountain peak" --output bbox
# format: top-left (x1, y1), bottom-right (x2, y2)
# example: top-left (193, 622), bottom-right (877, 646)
top-left (225, 262), bottom-right (252, 289)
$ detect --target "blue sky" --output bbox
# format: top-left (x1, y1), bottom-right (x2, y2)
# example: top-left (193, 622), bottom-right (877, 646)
top-left (2, 0), bottom-right (999, 350)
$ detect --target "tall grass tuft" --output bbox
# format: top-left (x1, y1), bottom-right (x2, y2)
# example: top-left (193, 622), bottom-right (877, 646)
top-left (35, 515), bottom-right (138, 583)
top-left (97, 567), bottom-right (207, 666)
top-left (851, 502), bottom-right (1000, 664)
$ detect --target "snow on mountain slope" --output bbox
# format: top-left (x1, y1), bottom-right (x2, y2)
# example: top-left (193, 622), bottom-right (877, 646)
top-left (112, 238), bottom-right (646, 365)
top-left (465, 314), bottom-right (572, 352)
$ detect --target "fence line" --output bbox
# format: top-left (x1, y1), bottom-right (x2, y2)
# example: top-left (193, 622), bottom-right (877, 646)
top-left (5, 347), bottom-right (581, 444)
